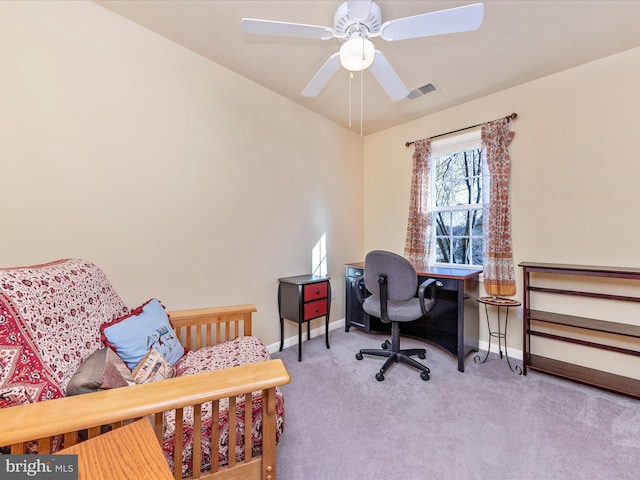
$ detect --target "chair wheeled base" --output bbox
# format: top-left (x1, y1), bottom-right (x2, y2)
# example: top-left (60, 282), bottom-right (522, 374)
top-left (356, 321), bottom-right (431, 381)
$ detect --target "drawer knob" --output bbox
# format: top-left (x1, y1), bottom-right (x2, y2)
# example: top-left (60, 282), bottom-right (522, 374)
top-left (315, 289), bottom-right (320, 294)
top-left (315, 307), bottom-right (319, 312)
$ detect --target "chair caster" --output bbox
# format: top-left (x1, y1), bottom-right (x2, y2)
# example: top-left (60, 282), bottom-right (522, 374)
top-left (418, 353), bottom-right (426, 359)
top-left (375, 372), bottom-right (385, 381)
top-left (420, 371), bottom-right (430, 381)
top-left (381, 341), bottom-right (389, 350)
top-left (355, 352), bottom-right (363, 360)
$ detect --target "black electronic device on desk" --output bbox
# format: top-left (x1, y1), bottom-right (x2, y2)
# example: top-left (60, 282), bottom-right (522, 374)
top-left (345, 262), bottom-right (481, 372)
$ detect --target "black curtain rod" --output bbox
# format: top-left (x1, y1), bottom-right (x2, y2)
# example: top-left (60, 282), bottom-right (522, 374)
top-left (404, 113), bottom-right (518, 147)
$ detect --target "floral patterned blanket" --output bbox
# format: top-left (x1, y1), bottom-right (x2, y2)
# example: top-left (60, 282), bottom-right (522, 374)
top-left (0, 259), bottom-right (127, 407)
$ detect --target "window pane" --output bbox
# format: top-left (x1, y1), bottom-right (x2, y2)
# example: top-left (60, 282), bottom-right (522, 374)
top-left (435, 211), bottom-right (451, 236)
top-left (435, 236), bottom-right (450, 263)
top-left (451, 210), bottom-right (470, 235)
top-left (452, 238), bottom-right (469, 264)
top-left (472, 238), bottom-right (483, 265)
top-left (452, 177), bottom-right (472, 204)
top-left (434, 156), bottom-right (453, 207)
top-left (472, 212), bottom-right (483, 235)
top-left (431, 145), bottom-right (483, 267)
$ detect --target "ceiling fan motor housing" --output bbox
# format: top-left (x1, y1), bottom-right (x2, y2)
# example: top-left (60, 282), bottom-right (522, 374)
top-left (334, 1), bottom-right (382, 39)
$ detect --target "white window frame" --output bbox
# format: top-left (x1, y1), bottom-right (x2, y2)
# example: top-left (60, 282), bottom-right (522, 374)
top-left (428, 129), bottom-right (483, 268)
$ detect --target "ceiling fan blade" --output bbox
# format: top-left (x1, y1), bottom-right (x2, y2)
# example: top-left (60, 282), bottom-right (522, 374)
top-left (380, 3), bottom-right (484, 41)
top-left (369, 50), bottom-right (409, 102)
top-left (241, 18), bottom-right (334, 40)
top-left (302, 53), bottom-right (341, 97)
top-left (347, 0), bottom-right (373, 22)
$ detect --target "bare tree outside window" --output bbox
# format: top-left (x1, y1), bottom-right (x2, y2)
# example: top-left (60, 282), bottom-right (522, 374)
top-left (433, 148), bottom-right (483, 266)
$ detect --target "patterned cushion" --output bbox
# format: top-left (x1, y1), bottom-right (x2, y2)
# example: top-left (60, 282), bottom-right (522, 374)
top-left (175, 336), bottom-right (272, 375)
top-left (66, 347), bottom-right (132, 396)
top-left (101, 299), bottom-right (184, 370)
top-left (168, 336), bottom-right (285, 476)
top-left (132, 348), bottom-right (175, 384)
top-left (0, 259), bottom-right (128, 394)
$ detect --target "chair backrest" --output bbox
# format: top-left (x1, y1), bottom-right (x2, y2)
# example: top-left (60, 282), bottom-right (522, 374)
top-left (364, 250), bottom-right (417, 302)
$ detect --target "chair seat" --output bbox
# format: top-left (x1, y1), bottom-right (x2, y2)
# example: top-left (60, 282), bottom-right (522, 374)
top-left (363, 296), bottom-right (423, 322)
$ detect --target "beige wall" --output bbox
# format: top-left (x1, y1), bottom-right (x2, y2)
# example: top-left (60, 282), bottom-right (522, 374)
top-left (364, 45), bottom-right (640, 378)
top-left (3, 0), bottom-right (639, 377)
top-left (0, 1), bottom-right (364, 347)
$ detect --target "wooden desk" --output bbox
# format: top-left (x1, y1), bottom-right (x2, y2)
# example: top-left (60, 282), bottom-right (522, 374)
top-left (345, 262), bottom-right (481, 372)
top-left (57, 419), bottom-right (173, 480)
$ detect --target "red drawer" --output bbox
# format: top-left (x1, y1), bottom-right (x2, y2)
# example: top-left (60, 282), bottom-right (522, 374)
top-left (304, 281), bottom-right (328, 301)
top-left (304, 299), bottom-right (328, 320)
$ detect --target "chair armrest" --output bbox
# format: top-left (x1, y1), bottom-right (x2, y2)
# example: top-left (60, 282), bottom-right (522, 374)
top-left (0, 359), bottom-right (290, 451)
top-left (418, 279), bottom-right (442, 314)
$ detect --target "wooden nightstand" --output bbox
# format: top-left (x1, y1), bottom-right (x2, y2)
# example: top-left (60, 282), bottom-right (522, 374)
top-left (278, 274), bottom-right (331, 361)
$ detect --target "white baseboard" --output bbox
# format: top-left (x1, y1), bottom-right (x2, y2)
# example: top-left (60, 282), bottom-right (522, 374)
top-left (477, 339), bottom-right (523, 361)
top-left (268, 320), bottom-right (525, 362)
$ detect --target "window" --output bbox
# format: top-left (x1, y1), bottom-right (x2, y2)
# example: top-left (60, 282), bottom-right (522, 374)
top-left (429, 130), bottom-right (483, 267)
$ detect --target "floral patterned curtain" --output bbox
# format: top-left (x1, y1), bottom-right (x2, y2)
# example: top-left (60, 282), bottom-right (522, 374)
top-left (404, 138), bottom-right (432, 265)
top-left (482, 118), bottom-right (516, 296)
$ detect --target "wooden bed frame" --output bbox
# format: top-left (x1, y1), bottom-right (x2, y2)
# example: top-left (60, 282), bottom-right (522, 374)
top-left (0, 304), bottom-right (290, 480)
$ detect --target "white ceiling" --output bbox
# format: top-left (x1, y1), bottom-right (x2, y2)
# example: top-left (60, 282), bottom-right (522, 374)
top-left (94, 0), bottom-right (640, 135)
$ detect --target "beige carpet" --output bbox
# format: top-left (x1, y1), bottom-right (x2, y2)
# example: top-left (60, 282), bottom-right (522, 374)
top-left (272, 328), bottom-right (640, 480)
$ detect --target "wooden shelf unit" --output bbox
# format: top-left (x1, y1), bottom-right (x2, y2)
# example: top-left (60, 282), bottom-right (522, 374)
top-left (520, 262), bottom-right (640, 398)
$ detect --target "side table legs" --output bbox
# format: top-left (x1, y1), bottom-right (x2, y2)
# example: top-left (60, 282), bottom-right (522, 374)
top-left (279, 315), bottom-right (328, 362)
top-left (474, 297), bottom-right (522, 375)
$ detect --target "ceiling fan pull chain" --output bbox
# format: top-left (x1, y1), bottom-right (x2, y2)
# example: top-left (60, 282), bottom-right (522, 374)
top-left (360, 69), bottom-right (364, 138)
top-left (348, 72), bottom-right (353, 127)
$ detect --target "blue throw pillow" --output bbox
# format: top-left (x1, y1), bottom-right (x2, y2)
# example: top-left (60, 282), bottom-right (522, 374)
top-left (100, 298), bottom-right (184, 370)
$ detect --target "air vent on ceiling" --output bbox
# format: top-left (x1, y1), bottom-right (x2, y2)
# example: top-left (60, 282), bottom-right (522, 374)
top-left (407, 81), bottom-right (439, 100)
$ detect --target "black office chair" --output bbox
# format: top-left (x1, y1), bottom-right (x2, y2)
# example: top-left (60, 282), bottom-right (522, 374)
top-left (355, 250), bottom-right (440, 381)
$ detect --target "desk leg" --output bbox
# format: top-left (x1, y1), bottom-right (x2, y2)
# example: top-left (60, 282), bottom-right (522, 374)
top-left (298, 322), bottom-right (302, 362)
top-left (457, 281), bottom-right (465, 373)
top-left (279, 317), bottom-right (284, 352)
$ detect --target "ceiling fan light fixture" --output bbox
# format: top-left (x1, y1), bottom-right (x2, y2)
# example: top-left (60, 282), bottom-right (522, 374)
top-left (339, 36), bottom-right (375, 71)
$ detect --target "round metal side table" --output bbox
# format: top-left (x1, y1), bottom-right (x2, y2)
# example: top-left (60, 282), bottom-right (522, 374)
top-left (474, 296), bottom-right (522, 374)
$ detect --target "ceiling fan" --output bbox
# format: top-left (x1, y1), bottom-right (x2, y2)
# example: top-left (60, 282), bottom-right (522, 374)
top-left (241, 1), bottom-right (484, 102)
